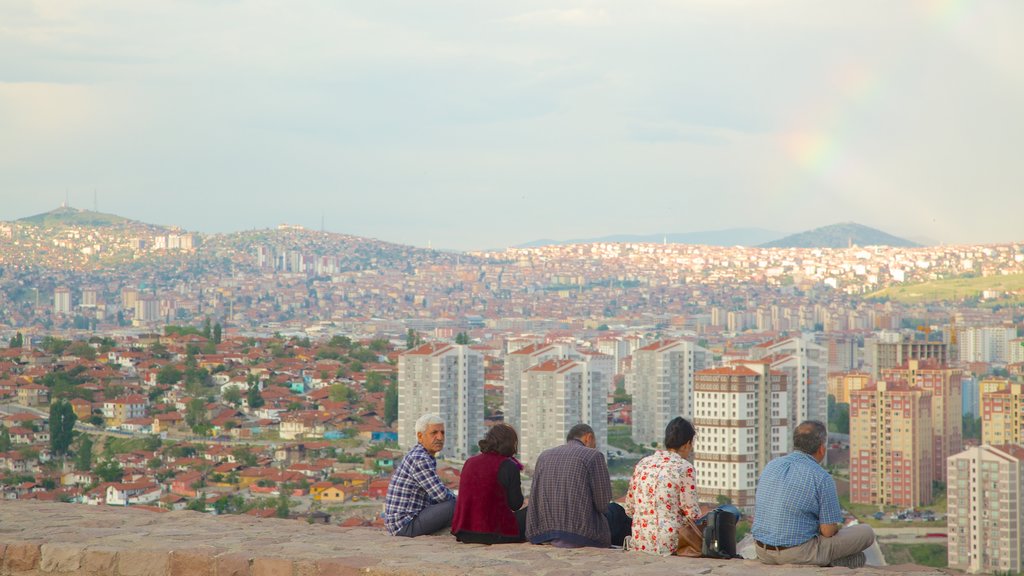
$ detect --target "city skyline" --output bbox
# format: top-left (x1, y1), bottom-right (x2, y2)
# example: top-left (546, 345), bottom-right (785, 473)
top-left (3, 1), bottom-right (1023, 250)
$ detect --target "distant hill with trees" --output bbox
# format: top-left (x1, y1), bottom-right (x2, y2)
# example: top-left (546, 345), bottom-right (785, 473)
top-left (759, 222), bottom-right (919, 249)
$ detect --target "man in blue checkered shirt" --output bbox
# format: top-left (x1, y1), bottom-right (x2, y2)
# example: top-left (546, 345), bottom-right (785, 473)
top-left (384, 413), bottom-right (456, 536)
top-left (751, 420), bottom-right (875, 567)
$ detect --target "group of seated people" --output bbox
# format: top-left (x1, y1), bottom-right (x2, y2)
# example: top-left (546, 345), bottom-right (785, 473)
top-left (383, 413), bottom-right (875, 567)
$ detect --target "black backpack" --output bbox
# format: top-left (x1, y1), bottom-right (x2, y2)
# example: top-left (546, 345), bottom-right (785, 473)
top-left (701, 507), bottom-right (742, 559)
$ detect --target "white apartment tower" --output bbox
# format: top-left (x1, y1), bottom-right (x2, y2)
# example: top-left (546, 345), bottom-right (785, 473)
top-left (947, 444), bottom-right (1024, 574)
top-left (53, 287), bottom-right (72, 315)
top-left (503, 342), bottom-right (576, 433)
top-left (520, 358), bottom-right (607, 467)
top-left (693, 362), bottom-right (789, 510)
top-left (959, 326), bottom-right (1019, 363)
top-left (397, 343), bottom-right (484, 460)
top-left (750, 335), bottom-right (828, 435)
top-left (628, 339), bottom-right (710, 447)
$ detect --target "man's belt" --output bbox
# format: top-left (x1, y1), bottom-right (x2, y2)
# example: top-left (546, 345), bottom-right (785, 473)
top-left (755, 540), bottom-right (795, 551)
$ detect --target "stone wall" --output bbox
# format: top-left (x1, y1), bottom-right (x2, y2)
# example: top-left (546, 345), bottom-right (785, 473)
top-left (0, 501), bottom-right (944, 576)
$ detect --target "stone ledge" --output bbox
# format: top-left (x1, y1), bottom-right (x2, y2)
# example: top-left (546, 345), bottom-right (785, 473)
top-left (0, 501), bottom-right (947, 576)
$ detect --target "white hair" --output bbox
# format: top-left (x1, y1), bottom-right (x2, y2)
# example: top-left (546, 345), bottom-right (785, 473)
top-left (415, 413), bottom-right (445, 434)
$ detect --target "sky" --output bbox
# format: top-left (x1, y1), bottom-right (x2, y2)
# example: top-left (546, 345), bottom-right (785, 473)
top-left (1, 1), bottom-right (1022, 251)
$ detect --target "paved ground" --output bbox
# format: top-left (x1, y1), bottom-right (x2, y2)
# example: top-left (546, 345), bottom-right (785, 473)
top-left (0, 501), bottom-right (950, 576)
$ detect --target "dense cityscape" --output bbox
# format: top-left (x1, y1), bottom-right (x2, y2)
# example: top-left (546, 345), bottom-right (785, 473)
top-left (2, 209), bottom-right (1024, 573)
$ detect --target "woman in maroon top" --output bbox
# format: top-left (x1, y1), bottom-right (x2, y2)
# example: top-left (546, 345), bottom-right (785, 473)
top-left (451, 423), bottom-right (526, 544)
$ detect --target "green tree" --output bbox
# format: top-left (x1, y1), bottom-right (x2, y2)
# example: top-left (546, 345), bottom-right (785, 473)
top-left (275, 490), bottom-right (291, 518)
top-left (369, 338), bottom-right (388, 353)
top-left (0, 425), bottom-right (10, 452)
top-left (213, 322), bottom-right (222, 344)
top-left (75, 436), bottom-right (93, 471)
top-left (188, 494), bottom-right (207, 512)
top-left (49, 399), bottom-right (77, 456)
top-left (41, 336), bottom-right (70, 355)
top-left (65, 341), bottom-right (97, 360)
top-left (186, 399), bottom-right (209, 434)
top-left (9, 332), bottom-right (23, 348)
top-left (94, 459), bottom-right (124, 482)
top-left (330, 383), bottom-right (358, 403)
top-left (455, 332), bottom-right (470, 345)
top-left (406, 329), bottom-right (422, 350)
top-left (157, 365), bottom-right (183, 385)
top-left (149, 342), bottom-right (171, 359)
top-left (827, 395), bottom-right (850, 434)
top-left (384, 381), bottom-right (398, 426)
top-left (202, 317), bottom-right (212, 340)
top-left (247, 383), bottom-right (264, 409)
top-left (231, 446), bottom-right (258, 466)
top-left (365, 371), bottom-right (386, 393)
top-left (223, 387), bottom-right (242, 407)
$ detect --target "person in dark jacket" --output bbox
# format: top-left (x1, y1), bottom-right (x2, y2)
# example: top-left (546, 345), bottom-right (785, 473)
top-left (451, 423), bottom-right (526, 544)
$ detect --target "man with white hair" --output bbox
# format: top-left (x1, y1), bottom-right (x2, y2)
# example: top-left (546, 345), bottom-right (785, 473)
top-left (384, 413), bottom-right (456, 536)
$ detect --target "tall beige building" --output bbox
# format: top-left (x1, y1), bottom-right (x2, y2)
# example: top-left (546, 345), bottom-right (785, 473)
top-left (947, 444), bottom-right (1024, 574)
top-left (53, 287), bottom-right (72, 315)
top-left (849, 381), bottom-right (933, 507)
top-left (827, 371), bottom-right (872, 404)
top-left (519, 358), bottom-right (606, 467)
top-left (882, 359), bottom-right (963, 482)
top-left (980, 379), bottom-right (1023, 446)
top-left (750, 336), bottom-right (828, 434)
top-left (628, 339), bottom-right (710, 447)
top-left (503, 342), bottom-right (576, 434)
top-left (397, 343), bottom-right (484, 460)
top-left (693, 362), bottom-right (788, 509)
top-left (866, 333), bottom-right (948, 379)
top-left (504, 343), bottom-right (609, 463)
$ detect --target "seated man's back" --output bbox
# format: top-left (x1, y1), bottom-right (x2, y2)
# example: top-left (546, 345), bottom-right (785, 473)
top-left (526, 424), bottom-right (613, 548)
top-left (752, 420), bottom-right (875, 567)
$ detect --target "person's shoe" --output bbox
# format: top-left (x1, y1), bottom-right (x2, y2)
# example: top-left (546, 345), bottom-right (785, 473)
top-left (831, 552), bottom-right (866, 568)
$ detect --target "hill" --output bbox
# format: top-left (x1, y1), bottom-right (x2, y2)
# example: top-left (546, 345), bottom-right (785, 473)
top-left (17, 206), bottom-right (138, 228)
top-left (519, 228), bottom-right (784, 248)
top-left (760, 222), bottom-right (918, 249)
top-left (865, 273), bottom-right (1024, 304)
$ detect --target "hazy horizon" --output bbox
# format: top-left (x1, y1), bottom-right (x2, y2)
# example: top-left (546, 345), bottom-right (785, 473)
top-left (3, 1), bottom-right (1022, 250)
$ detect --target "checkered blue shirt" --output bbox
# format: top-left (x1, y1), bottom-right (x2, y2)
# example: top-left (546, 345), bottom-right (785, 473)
top-left (751, 451), bottom-right (843, 547)
top-left (383, 443), bottom-right (456, 535)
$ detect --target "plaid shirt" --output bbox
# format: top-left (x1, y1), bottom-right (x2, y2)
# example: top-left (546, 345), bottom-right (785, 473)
top-left (526, 439), bottom-right (613, 547)
top-left (383, 443), bottom-right (455, 535)
top-left (751, 451), bottom-right (843, 547)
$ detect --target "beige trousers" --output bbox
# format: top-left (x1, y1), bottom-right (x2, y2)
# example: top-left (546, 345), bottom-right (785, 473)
top-left (755, 524), bottom-right (876, 567)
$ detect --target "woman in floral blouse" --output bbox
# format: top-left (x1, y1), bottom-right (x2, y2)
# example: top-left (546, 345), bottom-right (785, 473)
top-left (624, 417), bottom-right (701, 555)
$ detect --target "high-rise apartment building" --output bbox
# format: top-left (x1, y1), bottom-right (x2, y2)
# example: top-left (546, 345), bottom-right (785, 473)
top-left (959, 326), bottom-right (1019, 363)
top-left (827, 371), bottom-right (871, 404)
top-left (503, 342), bottom-right (576, 434)
top-left (850, 381), bottom-right (933, 507)
top-left (519, 358), bottom-right (606, 467)
top-left (53, 287), bottom-right (71, 315)
top-left (750, 336), bottom-right (827, 434)
top-left (397, 343), bottom-right (484, 460)
top-left (628, 339), bottom-right (710, 447)
top-left (1010, 338), bottom-right (1024, 365)
top-left (882, 359), bottom-right (963, 482)
top-left (980, 379), bottom-right (1022, 446)
top-left (693, 362), bottom-right (788, 509)
top-left (947, 444), bottom-right (1024, 574)
top-left (866, 332), bottom-right (948, 380)
top-left (134, 296), bottom-right (160, 325)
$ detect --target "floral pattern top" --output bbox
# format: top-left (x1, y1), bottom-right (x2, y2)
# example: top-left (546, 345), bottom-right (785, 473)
top-left (624, 449), bottom-right (701, 556)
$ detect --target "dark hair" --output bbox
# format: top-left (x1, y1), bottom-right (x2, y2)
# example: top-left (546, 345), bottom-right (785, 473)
top-left (566, 423), bottom-right (594, 442)
top-left (793, 420), bottom-right (827, 455)
top-left (664, 417), bottom-right (696, 450)
top-left (478, 423), bottom-right (518, 457)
